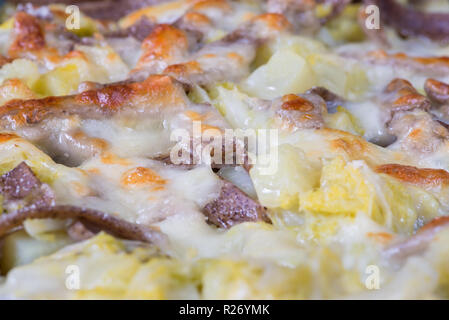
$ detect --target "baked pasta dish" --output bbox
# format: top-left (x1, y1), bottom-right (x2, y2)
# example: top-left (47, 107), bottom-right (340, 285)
top-left (0, 0), bottom-right (449, 300)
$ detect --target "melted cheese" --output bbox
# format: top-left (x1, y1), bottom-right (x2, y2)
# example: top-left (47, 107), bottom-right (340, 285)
top-left (1, 0), bottom-right (449, 300)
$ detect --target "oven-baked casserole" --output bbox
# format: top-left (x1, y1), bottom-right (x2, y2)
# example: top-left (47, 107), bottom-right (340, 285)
top-left (0, 0), bottom-right (449, 299)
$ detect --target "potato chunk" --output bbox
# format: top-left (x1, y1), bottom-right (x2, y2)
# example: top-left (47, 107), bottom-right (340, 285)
top-left (242, 49), bottom-right (316, 100)
top-left (1, 230), bottom-right (72, 274)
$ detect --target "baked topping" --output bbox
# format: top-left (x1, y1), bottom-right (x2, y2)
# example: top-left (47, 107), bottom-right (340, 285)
top-left (2, 0), bottom-right (449, 300)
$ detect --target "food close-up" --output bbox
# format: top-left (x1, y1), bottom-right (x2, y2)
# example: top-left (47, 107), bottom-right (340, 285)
top-left (0, 0), bottom-right (449, 300)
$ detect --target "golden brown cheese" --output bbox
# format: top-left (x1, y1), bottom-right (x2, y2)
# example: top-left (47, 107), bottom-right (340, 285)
top-left (8, 12), bottom-right (46, 58)
top-left (121, 167), bottom-right (167, 187)
top-left (369, 50), bottom-right (449, 67)
top-left (137, 24), bottom-right (189, 70)
top-left (384, 78), bottom-right (431, 113)
top-left (0, 75), bottom-right (186, 127)
top-left (134, 12), bottom-right (290, 84)
top-left (425, 78), bottom-right (449, 104)
top-left (376, 164), bottom-right (449, 189)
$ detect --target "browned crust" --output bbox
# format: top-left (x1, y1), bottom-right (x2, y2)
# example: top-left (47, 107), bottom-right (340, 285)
top-left (0, 133), bottom-right (20, 143)
top-left (281, 94), bottom-right (315, 112)
top-left (0, 96), bottom-right (75, 126)
top-left (276, 93), bottom-right (327, 130)
top-left (75, 83), bottom-right (134, 110)
top-left (0, 75), bottom-right (184, 127)
top-left (368, 51), bottom-right (449, 67)
top-left (164, 60), bottom-right (203, 77)
top-left (330, 136), bottom-right (367, 158)
top-left (367, 50), bottom-right (449, 74)
top-left (251, 13), bottom-right (291, 31)
top-left (8, 12), bottom-right (46, 58)
top-left (0, 55), bottom-right (13, 68)
top-left (138, 24), bottom-right (189, 67)
top-left (424, 78), bottom-right (449, 105)
top-left (376, 164), bottom-right (449, 188)
top-left (192, 0), bottom-right (231, 12)
top-left (384, 78), bottom-right (431, 113)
